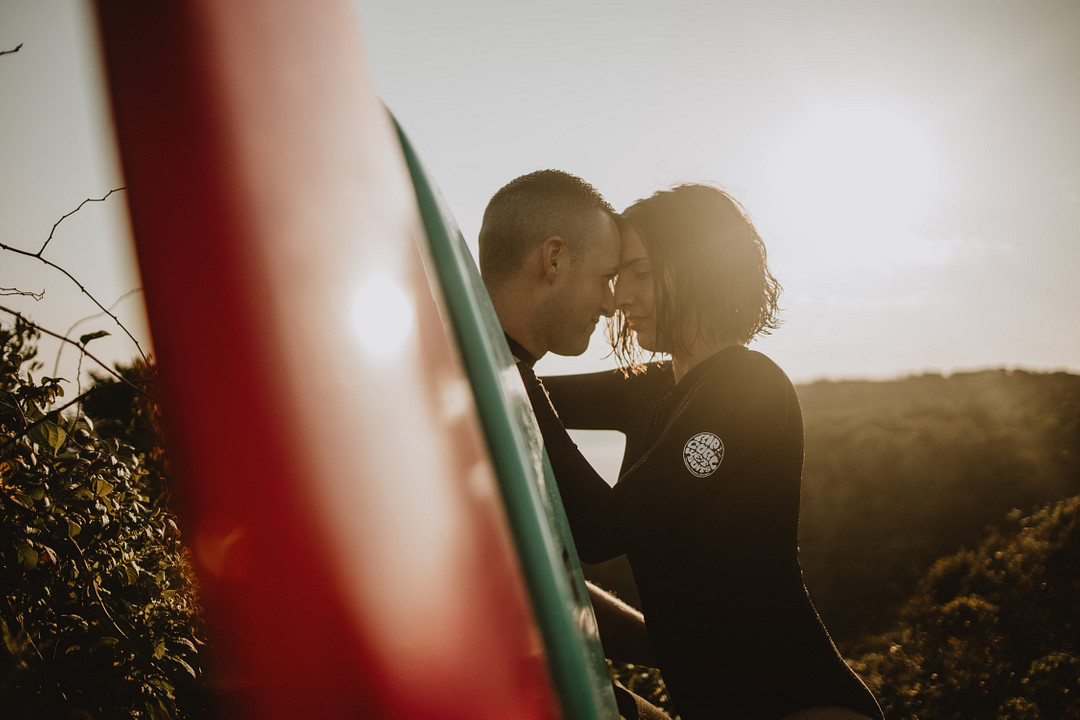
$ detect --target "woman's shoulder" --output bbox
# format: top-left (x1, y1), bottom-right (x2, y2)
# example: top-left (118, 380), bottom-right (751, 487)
top-left (694, 347), bottom-right (796, 405)
top-left (700, 346), bottom-right (790, 382)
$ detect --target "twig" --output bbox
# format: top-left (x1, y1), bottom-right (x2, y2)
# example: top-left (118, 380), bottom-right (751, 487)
top-left (0, 287), bottom-right (44, 299)
top-left (53, 287), bottom-right (143, 378)
top-left (0, 376), bottom-right (157, 458)
top-left (1, 384), bottom-right (111, 456)
top-left (3, 597), bottom-right (69, 703)
top-left (38, 188), bottom-right (126, 256)
top-left (71, 343), bottom-right (88, 433)
top-left (0, 188), bottom-right (147, 363)
top-left (68, 537), bottom-right (131, 642)
top-left (0, 304), bottom-right (154, 400)
top-left (0, 44), bottom-right (23, 57)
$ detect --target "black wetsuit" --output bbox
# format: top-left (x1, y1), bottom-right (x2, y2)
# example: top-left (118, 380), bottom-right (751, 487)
top-left (521, 345), bottom-right (884, 720)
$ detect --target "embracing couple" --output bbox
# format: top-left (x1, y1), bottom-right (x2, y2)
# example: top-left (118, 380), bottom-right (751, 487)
top-left (479, 171), bottom-right (885, 720)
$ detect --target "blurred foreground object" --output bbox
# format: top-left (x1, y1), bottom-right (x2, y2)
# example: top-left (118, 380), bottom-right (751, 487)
top-left (93, 0), bottom-right (618, 717)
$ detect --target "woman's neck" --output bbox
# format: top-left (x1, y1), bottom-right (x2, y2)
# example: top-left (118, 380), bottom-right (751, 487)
top-left (671, 339), bottom-right (741, 384)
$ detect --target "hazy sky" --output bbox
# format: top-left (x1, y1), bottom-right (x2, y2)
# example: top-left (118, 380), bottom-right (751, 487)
top-left (2, 0), bottom-right (1078, 388)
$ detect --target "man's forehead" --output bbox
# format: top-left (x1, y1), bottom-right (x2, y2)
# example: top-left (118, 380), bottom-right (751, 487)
top-left (571, 210), bottom-right (620, 271)
top-left (593, 212), bottom-right (622, 262)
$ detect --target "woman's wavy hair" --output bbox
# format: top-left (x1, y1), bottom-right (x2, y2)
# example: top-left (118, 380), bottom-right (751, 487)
top-left (609, 184), bottom-right (782, 371)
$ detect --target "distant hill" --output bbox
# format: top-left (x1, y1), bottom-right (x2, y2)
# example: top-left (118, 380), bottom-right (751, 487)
top-left (798, 369), bottom-right (1080, 641)
top-left (845, 495), bottom-right (1080, 719)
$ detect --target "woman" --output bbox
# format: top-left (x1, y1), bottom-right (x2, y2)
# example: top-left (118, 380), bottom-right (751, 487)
top-left (524, 185), bottom-right (884, 719)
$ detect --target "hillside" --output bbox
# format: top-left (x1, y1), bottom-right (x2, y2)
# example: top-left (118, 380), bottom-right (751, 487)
top-left (798, 369), bottom-right (1080, 641)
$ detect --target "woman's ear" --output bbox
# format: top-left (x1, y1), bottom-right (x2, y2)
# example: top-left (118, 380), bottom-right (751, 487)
top-left (540, 236), bottom-right (566, 283)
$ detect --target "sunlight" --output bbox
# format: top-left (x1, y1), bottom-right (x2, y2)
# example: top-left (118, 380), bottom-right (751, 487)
top-left (774, 98), bottom-right (945, 244)
top-left (351, 274), bottom-right (415, 359)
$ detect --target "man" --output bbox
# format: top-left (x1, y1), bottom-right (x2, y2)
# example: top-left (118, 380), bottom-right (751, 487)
top-left (479, 169), bottom-right (620, 361)
top-left (479, 170), bottom-right (669, 720)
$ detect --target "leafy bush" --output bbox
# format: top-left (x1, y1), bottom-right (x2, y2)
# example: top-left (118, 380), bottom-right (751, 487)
top-left (846, 496), bottom-right (1080, 719)
top-left (0, 320), bottom-right (209, 719)
top-left (610, 661), bottom-right (679, 719)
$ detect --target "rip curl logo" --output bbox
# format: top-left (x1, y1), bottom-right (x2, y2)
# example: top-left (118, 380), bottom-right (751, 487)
top-left (683, 432), bottom-right (724, 478)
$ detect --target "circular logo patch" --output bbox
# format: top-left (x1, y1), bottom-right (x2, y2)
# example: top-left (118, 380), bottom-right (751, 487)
top-left (683, 432), bottom-right (724, 478)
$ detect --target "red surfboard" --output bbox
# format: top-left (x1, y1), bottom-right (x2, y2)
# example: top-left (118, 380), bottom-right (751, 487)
top-left (94, 1), bottom-right (572, 717)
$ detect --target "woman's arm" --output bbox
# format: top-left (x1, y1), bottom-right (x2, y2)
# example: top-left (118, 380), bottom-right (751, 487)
top-left (541, 369), bottom-right (629, 431)
top-left (542, 364), bottom-right (671, 432)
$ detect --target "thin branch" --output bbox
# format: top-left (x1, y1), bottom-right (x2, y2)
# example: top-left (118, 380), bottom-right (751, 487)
top-left (54, 287), bottom-right (143, 378)
top-left (0, 188), bottom-right (147, 363)
top-left (68, 537), bottom-right (131, 641)
top-left (38, 188), bottom-right (126, 256)
top-left (0, 304), bottom-right (155, 401)
top-left (3, 596), bottom-right (69, 703)
top-left (0, 287), bottom-right (44, 300)
top-left (71, 345), bottom-right (88, 435)
top-left (0, 374), bottom-right (157, 458)
top-left (0, 44), bottom-right (23, 57)
top-left (2, 384), bottom-right (111, 456)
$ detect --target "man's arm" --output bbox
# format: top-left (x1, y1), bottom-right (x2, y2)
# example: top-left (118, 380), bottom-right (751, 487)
top-left (587, 582), bottom-right (656, 668)
top-left (518, 362), bottom-right (624, 561)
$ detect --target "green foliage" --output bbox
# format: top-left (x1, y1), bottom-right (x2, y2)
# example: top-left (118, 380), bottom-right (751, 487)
top-left (0, 320), bottom-right (209, 719)
top-left (609, 661), bottom-right (679, 719)
top-left (847, 496), bottom-right (1080, 719)
top-left (798, 370), bottom-right (1080, 641)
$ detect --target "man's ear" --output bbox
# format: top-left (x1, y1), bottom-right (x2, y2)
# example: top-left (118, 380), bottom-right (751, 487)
top-left (540, 236), bottom-right (566, 284)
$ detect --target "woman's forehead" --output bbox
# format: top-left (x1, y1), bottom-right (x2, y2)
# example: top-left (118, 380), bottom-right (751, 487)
top-left (618, 226), bottom-right (649, 266)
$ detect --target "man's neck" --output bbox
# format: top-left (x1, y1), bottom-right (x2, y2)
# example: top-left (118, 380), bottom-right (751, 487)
top-left (487, 281), bottom-right (547, 363)
top-left (492, 303), bottom-right (545, 363)
top-left (504, 333), bottom-right (541, 366)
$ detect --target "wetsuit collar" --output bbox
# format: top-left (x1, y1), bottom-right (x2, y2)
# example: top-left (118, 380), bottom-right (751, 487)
top-left (505, 334), bottom-right (538, 367)
top-left (674, 345), bottom-right (746, 392)
top-left (644, 346), bottom-right (747, 445)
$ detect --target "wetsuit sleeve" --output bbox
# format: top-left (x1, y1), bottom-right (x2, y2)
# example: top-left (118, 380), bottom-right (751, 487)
top-left (540, 370), bottom-right (633, 431)
top-left (518, 363), bottom-right (625, 563)
top-left (542, 364), bottom-right (673, 435)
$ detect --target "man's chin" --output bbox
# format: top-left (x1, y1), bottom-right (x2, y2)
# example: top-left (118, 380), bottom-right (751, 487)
top-left (550, 348), bottom-right (589, 358)
top-left (550, 337), bottom-right (592, 357)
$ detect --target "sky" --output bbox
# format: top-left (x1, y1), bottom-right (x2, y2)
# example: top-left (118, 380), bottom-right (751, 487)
top-left (2, 0), bottom-right (1079, 395)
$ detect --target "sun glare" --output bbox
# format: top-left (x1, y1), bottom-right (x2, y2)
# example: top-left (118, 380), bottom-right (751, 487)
top-left (351, 275), bottom-right (415, 359)
top-left (775, 99), bottom-right (945, 236)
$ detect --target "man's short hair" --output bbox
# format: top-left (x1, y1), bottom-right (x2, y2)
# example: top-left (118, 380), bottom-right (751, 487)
top-left (479, 170), bottom-right (615, 288)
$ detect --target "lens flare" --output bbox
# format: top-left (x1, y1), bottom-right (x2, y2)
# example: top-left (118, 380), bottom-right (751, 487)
top-left (351, 274), bottom-right (415, 359)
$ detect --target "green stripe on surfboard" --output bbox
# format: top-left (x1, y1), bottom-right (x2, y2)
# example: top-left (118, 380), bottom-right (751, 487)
top-left (393, 119), bottom-right (619, 720)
